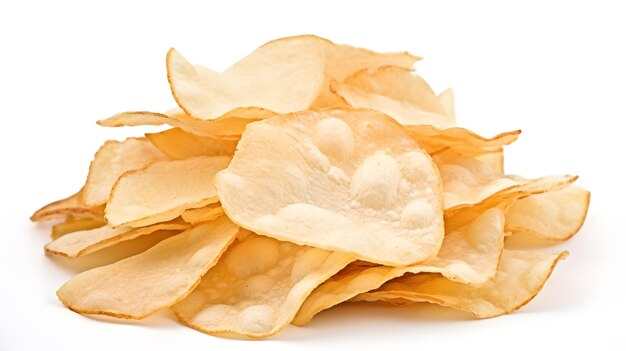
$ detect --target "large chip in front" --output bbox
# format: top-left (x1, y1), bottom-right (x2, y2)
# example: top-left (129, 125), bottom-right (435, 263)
top-left (216, 109), bottom-right (444, 266)
top-left (172, 231), bottom-right (353, 338)
top-left (56, 216), bottom-right (238, 319)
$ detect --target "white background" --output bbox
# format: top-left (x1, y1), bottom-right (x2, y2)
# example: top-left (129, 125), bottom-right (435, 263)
top-left (1, 1), bottom-right (623, 349)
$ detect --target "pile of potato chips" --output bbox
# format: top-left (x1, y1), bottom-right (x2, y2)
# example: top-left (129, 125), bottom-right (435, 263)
top-left (32, 35), bottom-right (590, 338)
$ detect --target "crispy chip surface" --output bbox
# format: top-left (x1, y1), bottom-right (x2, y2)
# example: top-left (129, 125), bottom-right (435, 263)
top-left (106, 156), bottom-right (230, 227)
top-left (216, 109), bottom-right (444, 266)
top-left (293, 207), bottom-right (504, 324)
top-left (333, 66), bottom-right (453, 128)
top-left (45, 219), bottom-right (190, 258)
top-left (354, 249), bottom-right (567, 318)
top-left (505, 185), bottom-right (590, 240)
top-left (56, 216), bottom-right (238, 319)
top-left (172, 231), bottom-right (353, 337)
top-left (31, 190), bottom-right (104, 222)
top-left (51, 217), bottom-right (106, 239)
top-left (146, 128), bottom-right (238, 159)
top-left (83, 138), bottom-right (166, 206)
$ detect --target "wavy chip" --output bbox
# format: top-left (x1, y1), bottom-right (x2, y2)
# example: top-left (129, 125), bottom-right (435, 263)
top-left (106, 156), bottom-right (230, 227)
top-left (354, 249), bottom-right (568, 318)
top-left (438, 88), bottom-right (455, 120)
top-left (82, 138), bottom-right (166, 206)
top-left (146, 128), bottom-right (238, 159)
top-left (51, 217), bottom-right (106, 240)
top-left (31, 190), bottom-right (104, 222)
top-left (181, 203), bottom-right (225, 225)
top-left (172, 231), bottom-right (353, 338)
top-left (216, 109), bottom-right (444, 266)
top-left (293, 207), bottom-right (505, 325)
top-left (505, 185), bottom-right (590, 240)
top-left (408, 125), bottom-right (521, 156)
top-left (45, 219), bottom-right (190, 258)
top-left (333, 66), bottom-right (453, 128)
top-left (56, 216), bottom-right (238, 319)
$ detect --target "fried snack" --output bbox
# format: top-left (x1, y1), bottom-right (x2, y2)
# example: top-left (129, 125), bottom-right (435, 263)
top-left (56, 216), bottom-right (237, 319)
top-left (216, 109), bottom-right (444, 266)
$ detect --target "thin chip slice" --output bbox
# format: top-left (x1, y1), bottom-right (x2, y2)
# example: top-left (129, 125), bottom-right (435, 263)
top-left (167, 39), bottom-right (326, 120)
top-left (51, 217), bottom-right (106, 240)
top-left (106, 156), bottom-right (230, 227)
top-left (181, 203), bottom-right (225, 225)
top-left (56, 216), bottom-right (238, 319)
top-left (83, 138), bottom-right (166, 206)
top-left (408, 125), bottom-right (521, 156)
top-left (146, 128), bottom-right (238, 159)
top-left (45, 219), bottom-right (190, 258)
top-left (293, 207), bottom-right (505, 325)
top-left (216, 109), bottom-right (444, 266)
top-left (31, 190), bottom-right (104, 222)
top-left (172, 231), bottom-right (353, 338)
top-left (98, 111), bottom-right (261, 139)
top-left (505, 185), bottom-right (590, 240)
top-left (333, 66), bottom-right (453, 128)
top-left (474, 149), bottom-right (505, 175)
top-left (354, 249), bottom-right (568, 318)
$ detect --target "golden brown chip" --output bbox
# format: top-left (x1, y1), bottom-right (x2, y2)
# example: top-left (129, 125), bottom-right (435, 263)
top-left (332, 66), bottom-right (452, 128)
top-left (172, 231), bottom-right (353, 338)
top-left (505, 185), bottom-right (590, 240)
top-left (106, 156), bottom-right (230, 227)
top-left (293, 207), bottom-right (505, 325)
top-left (31, 190), bottom-right (104, 222)
top-left (56, 216), bottom-right (238, 319)
top-left (216, 109), bottom-right (444, 266)
top-left (51, 217), bottom-right (106, 240)
top-left (354, 249), bottom-right (568, 318)
top-left (181, 203), bottom-right (225, 225)
top-left (146, 128), bottom-right (238, 159)
top-left (45, 219), bottom-right (190, 258)
top-left (82, 138), bottom-right (166, 206)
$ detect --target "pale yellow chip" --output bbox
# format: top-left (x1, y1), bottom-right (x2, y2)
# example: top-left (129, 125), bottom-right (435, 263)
top-left (45, 219), bottom-right (190, 258)
top-left (51, 217), bottom-right (106, 240)
top-left (172, 231), bottom-right (353, 338)
top-left (167, 39), bottom-right (325, 120)
top-left (83, 138), bottom-right (166, 206)
top-left (408, 125), bottom-right (521, 156)
top-left (56, 216), bottom-right (238, 319)
top-left (333, 66), bottom-right (453, 128)
top-left (505, 185), bottom-right (590, 240)
top-left (216, 109), bottom-right (444, 266)
top-left (31, 190), bottom-right (104, 222)
top-left (181, 203), bottom-right (225, 225)
top-left (474, 149), bottom-right (505, 175)
top-left (105, 156), bottom-right (230, 227)
top-left (354, 249), bottom-right (568, 318)
top-left (146, 128), bottom-right (238, 159)
top-left (98, 111), bottom-right (259, 139)
top-left (293, 207), bottom-right (505, 325)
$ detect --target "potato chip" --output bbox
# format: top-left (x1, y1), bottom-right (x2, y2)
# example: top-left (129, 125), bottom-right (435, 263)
top-left (474, 149), bottom-right (504, 175)
top-left (172, 231), bottom-right (353, 338)
top-left (332, 66), bottom-right (452, 128)
top-left (408, 125), bottom-right (521, 156)
top-left (505, 185), bottom-right (590, 240)
top-left (98, 111), bottom-right (259, 139)
top-left (31, 190), bottom-right (104, 222)
top-left (354, 249), bottom-right (568, 318)
top-left (293, 207), bottom-right (505, 325)
top-left (146, 128), bottom-right (238, 159)
top-left (83, 138), bottom-right (166, 206)
top-left (167, 39), bottom-right (326, 120)
top-left (45, 219), bottom-right (190, 258)
top-left (181, 203), bottom-right (225, 225)
top-left (106, 156), bottom-right (230, 227)
top-left (216, 109), bottom-right (444, 266)
top-left (56, 216), bottom-right (238, 319)
top-left (51, 217), bottom-right (106, 240)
